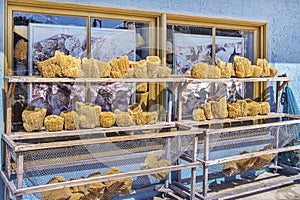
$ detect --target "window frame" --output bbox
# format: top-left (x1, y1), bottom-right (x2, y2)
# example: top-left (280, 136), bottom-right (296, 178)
top-left (165, 13), bottom-right (268, 101)
top-left (5, 0), bottom-right (161, 76)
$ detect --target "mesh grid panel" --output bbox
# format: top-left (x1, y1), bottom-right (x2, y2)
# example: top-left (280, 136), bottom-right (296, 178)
top-left (196, 125), bottom-right (299, 161)
top-left (176, 124), bottom-right (300, 192)
top-left (15, 134), bottom-right (195, 199)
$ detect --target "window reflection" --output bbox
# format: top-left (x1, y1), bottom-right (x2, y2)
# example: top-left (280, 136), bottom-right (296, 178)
top-left (89, 19), bottom-right (150, 112)
top-left (13, 12), bottom-right (87, 118)
top-left (167, 25), bottom-right (213, 74)
top-left (216, 29), bottom-right (254, 64)
top-left (90, 18), bottom-right (150, 61)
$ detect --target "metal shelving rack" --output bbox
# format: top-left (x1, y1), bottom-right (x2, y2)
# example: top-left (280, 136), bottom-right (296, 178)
top-left (1, 76), bottom-right (300, 200)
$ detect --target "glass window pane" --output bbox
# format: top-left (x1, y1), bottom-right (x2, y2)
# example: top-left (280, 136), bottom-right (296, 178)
top-left (167, 25), bottom-right (213, 119)
top-left (90, 18), bottom-right (150, 61)
top-left (13, 12), bottom-right (86, 76)
top-left (216, 29), bottom-right (254, 64)
top-left (12, 12), bottom-right (87, 127)
top-left (216, 29), bottom-right (255, 101)
top-left (89, 19), bottom-right (151, 112)
top-left (167, 25), bottom-right (213, 74)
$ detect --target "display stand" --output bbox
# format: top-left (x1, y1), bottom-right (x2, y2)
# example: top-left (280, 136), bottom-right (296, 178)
top-left (1, 75), bottom-right (300, 200)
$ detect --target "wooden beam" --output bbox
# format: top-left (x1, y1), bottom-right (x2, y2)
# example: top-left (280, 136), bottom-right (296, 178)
top-left (206, 145), bottom-right (300, 166)
top-left (4, 76), bottom-right (293, 84)
top-left (7, 0), bottom-right (162, 18)
top-left (13, 129), bottom-right (204, 152)
top-left (176, 112), bottom-right (286, 127)
top-left (8, 122), bottom-right (176, 140)
top-left (12, 162), bottom-right (201, 196)
top-left (205, 119), bottom-right (300, 135)
top-left (0, 171), bottom-right (17, 194)
top-left (167, 14), bottom-right (266, 28)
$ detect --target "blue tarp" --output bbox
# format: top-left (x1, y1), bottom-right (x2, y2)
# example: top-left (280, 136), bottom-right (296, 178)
top-left (279, 84), bottom-right (300, 167)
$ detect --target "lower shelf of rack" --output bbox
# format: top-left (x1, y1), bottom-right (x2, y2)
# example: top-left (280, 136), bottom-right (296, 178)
top-left (169, 167), bottom-right (300, 200)
top-left (203, 170), bottom-right (300, 199)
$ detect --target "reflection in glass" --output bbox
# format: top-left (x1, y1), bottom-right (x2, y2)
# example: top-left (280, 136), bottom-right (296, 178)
top-left (166, 25), bottom-right (213, 119)
top-left (13, 12), bottom-right (87, 117)
top-left (167, 25), bottom-right (213, 74)
top-left (216, 29), bottom-right (254, 64)
top-left (90, 19), bottom-right (150, 112)
top-left (90, 18), bottom-right (149, 61)
top-left (13, 12), bottom-right (86, 76)
top-left (216, 29), bottom-right (255, 102)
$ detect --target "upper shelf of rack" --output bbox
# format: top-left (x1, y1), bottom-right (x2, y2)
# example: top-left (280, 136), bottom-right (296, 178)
top-left (3, 76), bottom-right (293, 83)
top-left (186, 77), bottom-right (293, 83)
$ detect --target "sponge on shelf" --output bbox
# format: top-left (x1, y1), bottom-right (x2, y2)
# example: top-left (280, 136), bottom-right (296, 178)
top-left (44, 115), bottom-right (64, 132)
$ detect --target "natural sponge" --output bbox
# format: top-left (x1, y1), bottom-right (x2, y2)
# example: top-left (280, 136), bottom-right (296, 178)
top-left (118, 177), bottom-right (133, 195)
top-left (40, 63), bottom-right (61, 78)
top-left (236, 100), bottom-right (248, 117)
top-left (191, 62), bottom-right (209, 78)
top-left (257, 58), bottom-right (278, 77)
top-left (140, 152), bottom-right (172, 180)
top-left (22, 107), bottom-right (47, 132)
top-left (104, 167), bottom-right (122, 193)
top-left (192, 108), bottom-right (206, 121)
top-left (76, 102), bottom-right (99, 129)
top-left (222, 161), bottom-right (239, 177)
top-left (209, 96), bottom-right (228, 119)
top-left (41, 176), bottom-right (72, 200)
top-left (217, 59), bottom-right (232, 78)
top-left (256, 58), bottom-right (270, 77)
top-left (234, 56), bottom-right (252, 78)
top-left (251, 65), bottom-right (263, 78)
top-left (134, 60), bottom-right (148, 78)
top-left (44, 115), bottom-right (64, 132)
top-left (128, 103), bottom-right (144, 125)
top-left (85, 172), bottom-right (105, 200)
top-left (99, 112), bottom-right (115, 128)
top-left (60, 110), bottom-right (80, 130)
top-left (227, 103), bottom-right (241, 119)
top-left (142, 111), bottom-right (158, 125)
top-left (114, 109), bottom-right (135, 127)
top-left (69, 193), bottom-right (85, 200)
top-left (110, 56), bottom-right (130, 78)
top-left (69, 177), bottom-right (85, 194)
top-left (158, 66), bottom-right (172, 78)
top-left (147, 56), bottom-right (161, 78)
top-left (37, 51), bottom-right (81, 78)
top-left (260, 102), bottom-right (271, 115)
top-left (247, 100), bottom-right (261, 116)
top-left (252, 145), bottom-right (275, 170)
top-left (200, 102), bottom-right (213, 120)
top-left (80, 57), bottom-right (111, 78)
top-left (208, 65), bottom-right (221, 78)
